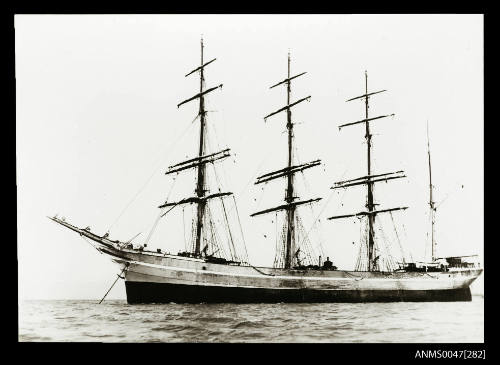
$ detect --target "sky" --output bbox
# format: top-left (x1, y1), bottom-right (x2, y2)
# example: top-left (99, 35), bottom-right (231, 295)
top-left (16, 14), bottom-right (483, 300)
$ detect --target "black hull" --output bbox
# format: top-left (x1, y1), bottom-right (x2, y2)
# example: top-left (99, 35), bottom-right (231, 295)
top-left (125, 281), bottom-right (472, 304)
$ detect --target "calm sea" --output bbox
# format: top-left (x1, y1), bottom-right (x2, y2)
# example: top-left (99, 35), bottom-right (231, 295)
top-left (19, 296), bottom-right (484, 342)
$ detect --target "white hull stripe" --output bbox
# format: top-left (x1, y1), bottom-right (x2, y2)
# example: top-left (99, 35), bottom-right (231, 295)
top-left (124, 259), bottom-right (476, 283)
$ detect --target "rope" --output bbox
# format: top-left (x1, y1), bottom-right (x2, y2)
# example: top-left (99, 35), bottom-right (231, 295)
top-left (190, 112), bottom-right (200, 124)
top-left (296, 188), bottom-right (336, 257)
top-left (296, 215), bottom-right (315, 266)
top-left (206, 206), bottom-right (229, 260)
top-left (99, 264), bottom-right (129, 304)
top-left (106, 119), bottom-right (195, 233)
top-left (232, 195), bottom-right (249, 263)
top-left (344, 271), bottom-right (364, 280)
top-left (220, 196), bottom-right (237, 261)
top-left (243, 262), bottom-right (275, 276)
top-left (424, 273), bottom-right (439, 279)
top-left (143, 209), bottom-right (165, 247)
top-left (401, 220), bottom-right (413, 262)
top-left (377, 222), bottom-right (397, 271)
top-left (236, 142), bottom-right (275, 198)
top-left (424, 210), bottom-right (430, 261)
top-left (210, 159), bottom-right (238, 261)
top-left (182, 207), bottom-right (187, 251)
top-left (81, 236), bottom-right (102, 254)
top-left (143, 177), bottom-right (178, 246)
top-left (274, 212), bottom-right (279, 268)
top-left (389, 211), bottom-right (406, 265)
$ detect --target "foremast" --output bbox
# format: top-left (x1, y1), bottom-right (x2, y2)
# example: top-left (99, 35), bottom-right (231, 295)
top-left (251, 53), bottom-right (321, 269)
top-left (160, 38), bottom-right (231, 257)
top-left (195, 38), bottom-right (208, 256)
top-left (328, 71), bottom-right (407, 272)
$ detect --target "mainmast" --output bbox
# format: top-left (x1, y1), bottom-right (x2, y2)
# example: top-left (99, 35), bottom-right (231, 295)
top-left (251, 52), bottom-right (321, 269)
top-left (195, 38), bottom-right (207, 256)
top-left (427, 121), bottom-right (436, 262)
top-left (285, 53), bottom-right (296, 270)
top-left (328, 71), bottom-right (407, 272)
top-left (160, 38), bottom-right (232, 257)
top-left (364, 71), bottom-right (376, 272)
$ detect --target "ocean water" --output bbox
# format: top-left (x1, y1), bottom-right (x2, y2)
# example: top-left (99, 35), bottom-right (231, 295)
top-left (19, 296), bottom-right (484, 342)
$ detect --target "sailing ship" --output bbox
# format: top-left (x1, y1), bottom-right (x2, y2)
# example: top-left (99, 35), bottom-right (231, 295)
top-left (50, 40), bottom-right (482, 303)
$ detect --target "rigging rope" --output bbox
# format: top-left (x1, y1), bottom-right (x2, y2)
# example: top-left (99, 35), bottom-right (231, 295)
top-left (81, 236), bottom-right (102, 254)
top-left (144, 209), bottom-right (166, 247)
top-left (106, 120), bottom-right (196, 233)
top-left (377, 221), bottom-right (397, 271)
top-left (232, 195), bottom-right (249, 263)
top-left (220, 196), bottom-right (237, 261)
top-left (143, 177), bottom-right (178, 247)
top-left (182, 207), bottom-right (187, 251)
top-left (389, 211), bottom-right (406, 265)
top-left (191, 112), bottom-right (200, 124)
top-left (206, 153), bottom-right (248, 262)
top-left (206, 206), bottom-right (230, 260)
top-left (400, 220), bottom-right (413, 262)
top-left (99, 264), bottom-right (129, 304)
top-left (273, 211), bottom-right (280, 267)
top-left (296, 215), bottom-right (315, 265)
top-left (355, 217), bottom-right (369, 271)
top-left (210, 158), bottom-right (238, 261)
top-left (344, 271), bottom-right (364, 280)
top-left (241, 262), bottom-right (276, 276)
top-left (424, 273), bottom-right (439, 279)
top-left (190, 210), bottom-right (196, 253)
top-left (424, 211), bottom-right (431, 261)
top-left (296, 188), bottom-right (337, 257)
top-left (236, 142), bottom-right (276, 198)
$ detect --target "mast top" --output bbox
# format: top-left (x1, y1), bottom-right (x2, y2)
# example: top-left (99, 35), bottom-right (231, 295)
top-left (427, 120), bottom-right (431, 151)
top-left (201, 36), bottom-right (204, 61)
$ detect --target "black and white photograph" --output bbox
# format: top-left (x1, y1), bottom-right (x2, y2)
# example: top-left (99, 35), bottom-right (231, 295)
top-left (16, 14), bottom-right (484, 344)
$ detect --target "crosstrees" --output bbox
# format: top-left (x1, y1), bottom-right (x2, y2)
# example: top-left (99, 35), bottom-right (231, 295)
top-left (333, 170), bottom-right (404, 186)
top-left (328, 207), bottom-right (408, 220)
top-left (264, 96), bottom-right (311, 121)
top-left (332, 174), bottom-right (406, 190)
top-left (256, 160), bottom-right (321, 184)
top-left (270, 72), bottom-right (307, 89)
top-left (185, 58), bottom-right (216, 77)
top-left (177, 84), bottom-right (223, 108)
top-left (158, 192), bottom-right (233, 209)
top-left (251, 52), bottom-right (321, 269)
top-left (345, 89), bottom-right (387, 102)
top-left (170, 148), bottom-right (230, 168)
top-left (327, 71), bottom-right (406, 272)
top-left (166, 149), bottom-right (231, 175)
top-left (338, 114), bottom-right (395, 129)
top-left (251, 198), bottom-right (322, 217)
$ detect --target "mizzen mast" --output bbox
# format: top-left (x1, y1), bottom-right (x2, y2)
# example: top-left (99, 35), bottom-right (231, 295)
top-left (160, 38), bottom-right (231, 257)
top-left (427, 121), bottom-right (436, 262)
top-left (251, 52), bottom-right (321, 269)
top-left (328, 71), bottom-right (407, 272)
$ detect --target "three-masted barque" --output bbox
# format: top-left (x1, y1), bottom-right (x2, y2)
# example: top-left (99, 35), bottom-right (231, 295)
top-left (50, 40), bottom-right (482, 303)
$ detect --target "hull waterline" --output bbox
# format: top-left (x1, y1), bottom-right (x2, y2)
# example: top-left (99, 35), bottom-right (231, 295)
top-left (125, 281), bottom-right (472, 304)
